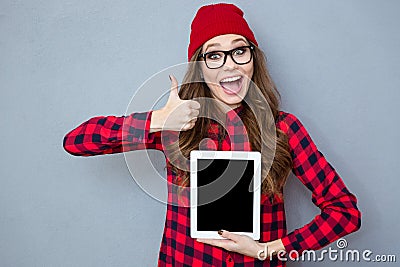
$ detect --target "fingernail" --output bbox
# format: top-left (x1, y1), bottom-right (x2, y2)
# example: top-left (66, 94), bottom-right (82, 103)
top-left (169, 75), bottom-right (171, 81)
top-left (218, 229), bottom-right (223, 235)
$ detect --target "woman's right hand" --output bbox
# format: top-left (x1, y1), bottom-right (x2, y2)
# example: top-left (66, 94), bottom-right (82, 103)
top-left (150, 75), bottom-right (201, 133)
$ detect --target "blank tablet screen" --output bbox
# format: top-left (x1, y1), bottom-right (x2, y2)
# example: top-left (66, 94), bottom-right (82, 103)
top-left (197, 159), bottom-right (254, 232)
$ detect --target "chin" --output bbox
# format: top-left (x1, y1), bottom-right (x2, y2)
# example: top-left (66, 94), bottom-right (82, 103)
top-left (219, 98), bottom-right (243, 109)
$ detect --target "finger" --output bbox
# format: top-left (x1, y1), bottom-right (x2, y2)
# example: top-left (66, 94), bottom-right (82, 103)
top-left (181, 121), bottom-right (194, 131)
top-left (186, 118), bottom-right (197, 126)
top-left (189, 100), bottom-right (201, 110)
top-left (219, 230), bottom-right (241, 242)
top-left (181, 123), bottom-right (189, 131)
top-left (185, 115), bottom-right (197, 124)
top-left (189, 109), bottom-right (199, 118)
top-left (168, 74), bottom-right (180, 101)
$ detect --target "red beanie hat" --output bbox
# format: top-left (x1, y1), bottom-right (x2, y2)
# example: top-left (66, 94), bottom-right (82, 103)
top-left (188, 3), bottom-right (258, 61)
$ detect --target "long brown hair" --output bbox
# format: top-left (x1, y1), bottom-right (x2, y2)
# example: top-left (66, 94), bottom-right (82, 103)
top-left (167, 43), bottom-right (293, 198)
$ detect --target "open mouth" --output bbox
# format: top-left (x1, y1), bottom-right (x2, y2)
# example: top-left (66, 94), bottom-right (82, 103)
top-left (219, 75), bottom-right (243, 95)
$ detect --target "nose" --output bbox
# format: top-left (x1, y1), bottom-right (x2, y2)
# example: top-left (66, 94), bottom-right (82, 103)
top-left (223, 54), bottom-right (238, 70)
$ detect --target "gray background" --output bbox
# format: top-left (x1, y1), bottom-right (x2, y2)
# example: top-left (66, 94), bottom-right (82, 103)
top-left (1, 0), bottom-right (399, 266)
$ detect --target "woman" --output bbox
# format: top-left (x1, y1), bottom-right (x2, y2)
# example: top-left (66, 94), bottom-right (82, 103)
top-left (63, 3), bottom-right (361, 266)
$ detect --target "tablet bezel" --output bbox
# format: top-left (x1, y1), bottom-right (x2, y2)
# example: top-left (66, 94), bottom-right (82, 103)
top-left (190, 150), bottom-right (261, 240)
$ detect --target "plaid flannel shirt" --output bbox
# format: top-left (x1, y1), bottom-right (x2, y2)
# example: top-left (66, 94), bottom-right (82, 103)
top-left (63, 105), bottom-right (361, 266)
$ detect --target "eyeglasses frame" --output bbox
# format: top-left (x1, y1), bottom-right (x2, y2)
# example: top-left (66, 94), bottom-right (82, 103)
top-left (198, 45), bottom-right (255, 69)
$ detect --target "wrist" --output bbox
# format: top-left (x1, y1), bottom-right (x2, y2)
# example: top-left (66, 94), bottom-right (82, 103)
top-left (267, 239), bottom-right (286, 258)
top-left (150, 109), bottom-right (165, 133)
top-left (256, 239), bottom-right (285, 260)
top-left (255, 242), bottom-right (267, 260)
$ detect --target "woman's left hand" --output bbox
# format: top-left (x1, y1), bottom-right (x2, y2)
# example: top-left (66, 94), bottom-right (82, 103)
top-left (196, 230), bottom-right (265, 259)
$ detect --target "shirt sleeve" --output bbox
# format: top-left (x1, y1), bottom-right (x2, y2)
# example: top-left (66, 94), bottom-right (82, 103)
top-left (280, 113), bottom-right (361, 255)
top-left (63, 111), bottom-right (163, 156)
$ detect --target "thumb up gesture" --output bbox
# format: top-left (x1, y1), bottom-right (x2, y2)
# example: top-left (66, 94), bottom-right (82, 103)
top-left (150, 75), bottom-right (201, 132)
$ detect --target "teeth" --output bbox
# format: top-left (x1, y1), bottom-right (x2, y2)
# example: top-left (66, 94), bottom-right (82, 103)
top-left (220, 76), bottom-right (241, 83)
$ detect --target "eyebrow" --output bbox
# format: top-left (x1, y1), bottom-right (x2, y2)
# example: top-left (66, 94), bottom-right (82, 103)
top-left (204, 38), bottom-right (248, 52)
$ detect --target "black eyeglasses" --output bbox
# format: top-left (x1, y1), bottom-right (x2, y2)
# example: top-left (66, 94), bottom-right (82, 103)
top-left (198, 45), bottom-right (254, 69)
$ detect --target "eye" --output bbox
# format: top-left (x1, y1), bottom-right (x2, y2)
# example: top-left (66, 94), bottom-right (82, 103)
top-left (206, 52), bottom-right (222, 61)
top-left (233, 47), bottom-right (246, 56)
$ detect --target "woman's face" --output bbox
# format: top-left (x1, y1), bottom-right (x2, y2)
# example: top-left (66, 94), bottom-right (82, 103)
top-left (200, 34), bottom-right (254, 109)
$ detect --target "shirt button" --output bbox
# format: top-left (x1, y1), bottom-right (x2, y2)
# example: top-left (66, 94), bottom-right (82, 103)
top-left (226, 255), bottom-right (234, 267)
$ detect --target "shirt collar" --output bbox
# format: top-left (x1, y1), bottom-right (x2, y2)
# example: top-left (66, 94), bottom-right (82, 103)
top-left (226, 103), bottom-right (244, 123)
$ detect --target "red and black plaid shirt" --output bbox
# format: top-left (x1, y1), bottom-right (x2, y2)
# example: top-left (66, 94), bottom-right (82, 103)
top-left (63, 106), bottom-right (361, 266)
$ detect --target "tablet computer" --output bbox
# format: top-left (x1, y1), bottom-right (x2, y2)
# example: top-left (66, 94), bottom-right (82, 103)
top-left (190, 150), bottom-right (261, 240)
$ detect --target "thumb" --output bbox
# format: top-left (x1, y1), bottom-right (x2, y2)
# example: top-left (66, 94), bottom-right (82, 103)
top-left (168, 74), bottom-right (180, 101)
